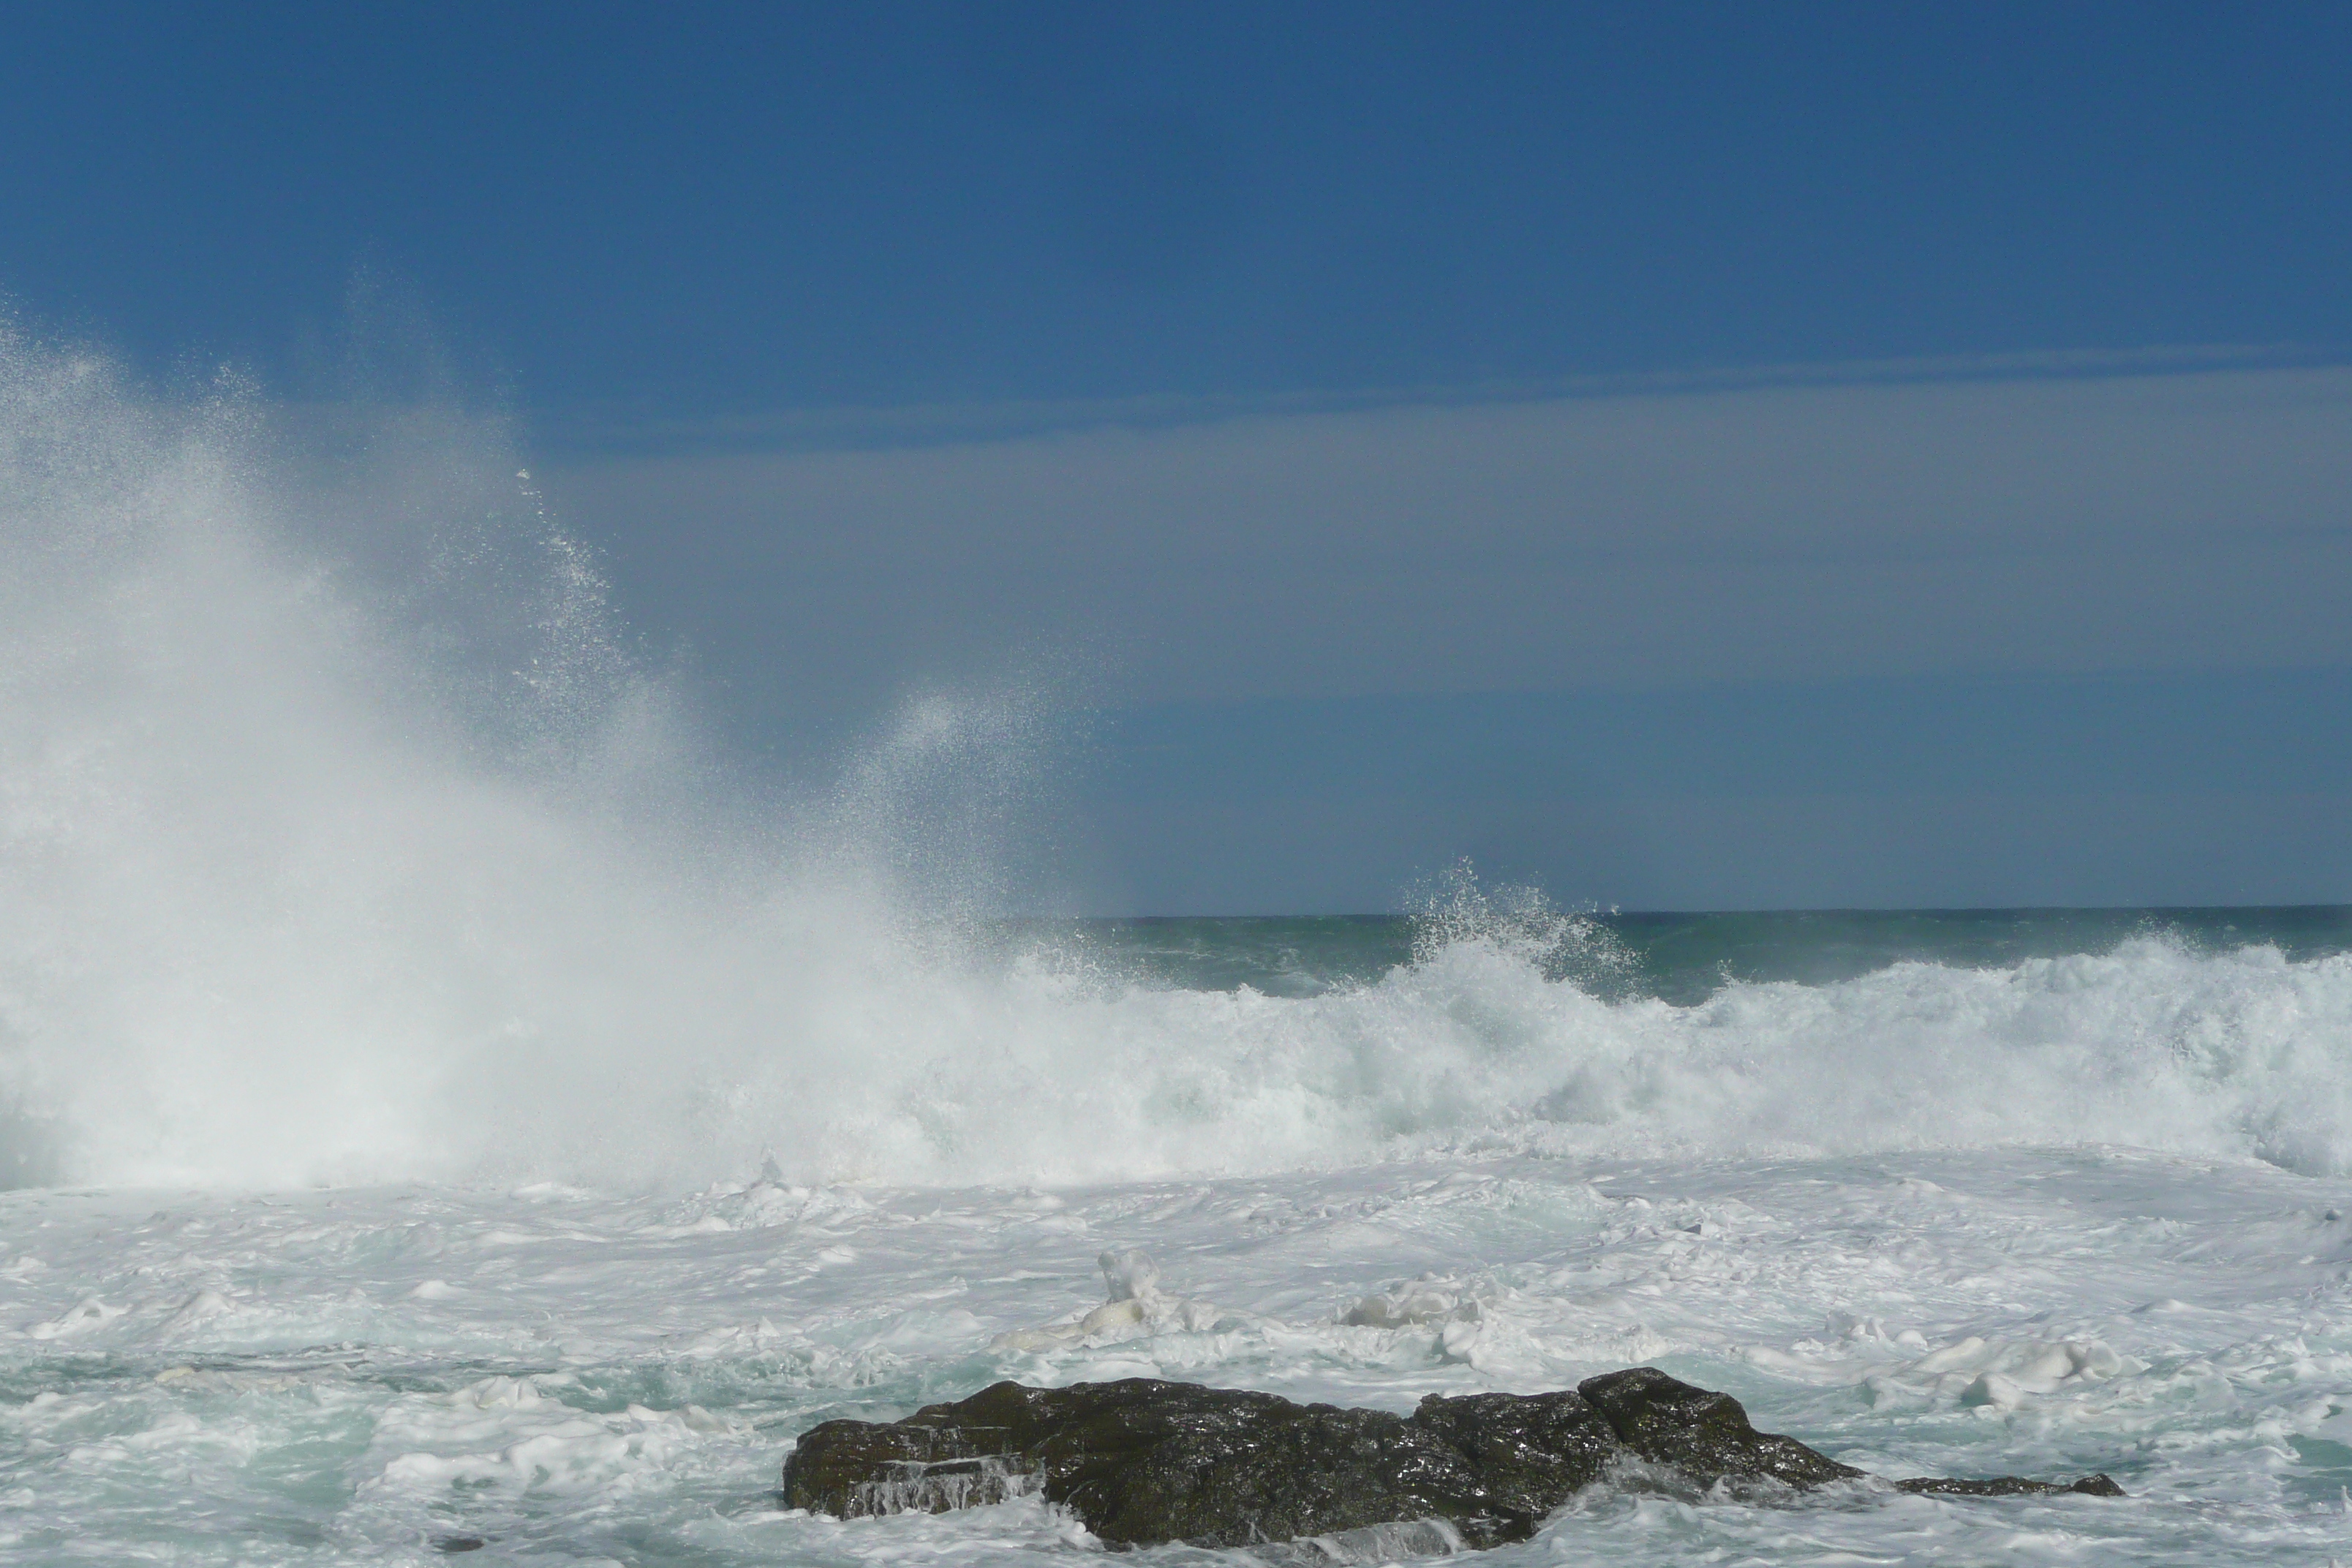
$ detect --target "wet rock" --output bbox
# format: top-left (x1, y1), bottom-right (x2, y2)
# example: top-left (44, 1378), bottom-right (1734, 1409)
top-left (1406, 1389), bottom-right (1619, 1523)
top-left (1898, 1472), bottom-right (2125, 1497)
top-left (787, 1377), bottom-right (1562, 1548)
top-left (1576, 1366), bottom-right (1862, 1490)
top-left (782, 1368), bottom-right (2119, 1551)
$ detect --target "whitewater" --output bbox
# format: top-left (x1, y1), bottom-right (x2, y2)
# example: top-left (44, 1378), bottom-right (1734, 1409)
top-left (2, 325), bottom-right (2349, 1564)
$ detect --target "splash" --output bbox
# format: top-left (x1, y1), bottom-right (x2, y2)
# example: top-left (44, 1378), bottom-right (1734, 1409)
top-left (0, 321), bottom-right (1048, 1189)
top-left (3, 322), bottom-right (2350, 1194)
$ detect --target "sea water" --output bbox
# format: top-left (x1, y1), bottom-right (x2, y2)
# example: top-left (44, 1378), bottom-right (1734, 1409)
top-left (3, 326), bottom-right (2351, 1564)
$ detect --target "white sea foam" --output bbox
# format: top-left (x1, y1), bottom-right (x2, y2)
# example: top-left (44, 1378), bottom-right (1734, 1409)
top-left (3, 1148), bottom-right (2347, 1564)
top-left (4, 323), bottom-right (2350, 1568)
top-left (4, 322), bottom-right (2352, 1195)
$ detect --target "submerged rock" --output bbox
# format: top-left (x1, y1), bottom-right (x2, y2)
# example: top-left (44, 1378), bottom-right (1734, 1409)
top-left (783, 1368), bottom-right (2121, 1550)
top-left (1897, 1472), bottom-right (2127, 1498)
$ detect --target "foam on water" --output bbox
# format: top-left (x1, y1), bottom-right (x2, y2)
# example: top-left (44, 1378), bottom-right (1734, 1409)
top-left (5, 323), bottom-right (2352, 1196)
top-left (2, 1150), bottom-right (2347, 1564)
top-left (3, 323), bottom-right (2351, 1567)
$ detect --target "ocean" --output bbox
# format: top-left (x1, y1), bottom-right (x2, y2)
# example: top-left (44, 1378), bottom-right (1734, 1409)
top-left (4, 328), bottom-right (2351, 1564)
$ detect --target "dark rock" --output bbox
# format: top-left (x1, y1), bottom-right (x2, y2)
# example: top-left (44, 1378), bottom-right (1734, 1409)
top-left (782, 1368), bottom-right (2119, 1551)
top-left (787, 1377), bottom-right (1564, 1548)
top-left (1898, 1472), bottom-right (2126, 1498)
top-left (1409, 1389), bottom-right (1621, 1524)
top-left (1577, 1366), bottom-right (1863, 1490)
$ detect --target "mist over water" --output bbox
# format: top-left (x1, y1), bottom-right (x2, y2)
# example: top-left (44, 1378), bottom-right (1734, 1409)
top-left (0, 322), bottom-right (1037, 1191)
top-left (4, 323), bottom-right (2351, 1195)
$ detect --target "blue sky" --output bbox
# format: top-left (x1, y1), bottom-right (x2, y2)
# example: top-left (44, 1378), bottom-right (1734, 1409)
top-left (7, 3), bottom-right (2350, 910)
top-left (8, 3), bottom-right (2350, 416)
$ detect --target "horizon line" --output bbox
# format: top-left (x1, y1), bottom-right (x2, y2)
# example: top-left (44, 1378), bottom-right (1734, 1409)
top-left (1039, 901), bottom-right (2352, 921)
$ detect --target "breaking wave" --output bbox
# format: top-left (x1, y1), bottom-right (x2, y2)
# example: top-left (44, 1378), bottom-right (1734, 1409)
top-left (3, 323), bottom-right (2349, 1192)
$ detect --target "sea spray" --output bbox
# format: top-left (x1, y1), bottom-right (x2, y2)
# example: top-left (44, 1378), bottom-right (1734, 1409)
top-left (2, 331), bottom-right (2348, 1568)
top-left (4, 322), bottom-right (2352, 1194)
top-left (0, 321), bottom-right (1025, 1189)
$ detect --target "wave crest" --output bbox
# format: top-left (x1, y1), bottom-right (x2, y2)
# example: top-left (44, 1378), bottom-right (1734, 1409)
top-left (2, 324), bottom-right (2348, 1192)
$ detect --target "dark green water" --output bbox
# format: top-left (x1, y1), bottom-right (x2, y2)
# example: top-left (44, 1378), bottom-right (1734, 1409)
top-left (1049, 906), bottom-right (2352, 1005)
